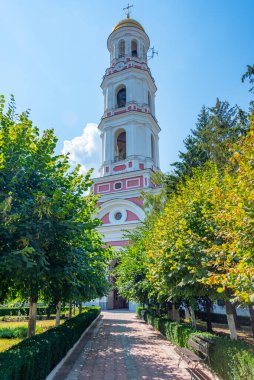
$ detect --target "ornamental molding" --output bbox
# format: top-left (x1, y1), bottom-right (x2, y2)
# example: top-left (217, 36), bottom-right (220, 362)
top-left (97, 198), bottom-right (145, 223)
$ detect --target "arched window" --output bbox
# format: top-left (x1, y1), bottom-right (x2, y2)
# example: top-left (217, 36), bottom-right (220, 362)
top-left (151, 134), bottom-right (155, 161)
top-left (131, 40), bottom-right (138, 57)
top-left (118, 39), bottom-right (125, 58)
top-left (116, 86), bottom-right (126, 108)
top-left (115, 130), bottom-right (126, 161)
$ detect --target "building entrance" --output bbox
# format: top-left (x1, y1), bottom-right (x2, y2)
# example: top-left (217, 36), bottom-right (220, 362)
top-left (113, 289), bottom-right (128, 309)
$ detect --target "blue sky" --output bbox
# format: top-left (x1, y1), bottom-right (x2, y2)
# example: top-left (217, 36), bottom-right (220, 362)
top-left (1, 0), bottom-right (253, 174)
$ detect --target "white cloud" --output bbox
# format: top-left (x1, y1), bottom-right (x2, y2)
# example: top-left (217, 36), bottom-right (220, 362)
top-left (62, 123), bottom-right (101, 177)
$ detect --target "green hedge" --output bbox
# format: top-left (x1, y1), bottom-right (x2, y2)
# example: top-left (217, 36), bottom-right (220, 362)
top-left (137, 308), bottom-right (254, 380)
top-left (0, 306), bottom-right (100, 380)
top-left (0, 307), bottom-right (56, 317)
top-left (0, 327), bottom-right (27, 339)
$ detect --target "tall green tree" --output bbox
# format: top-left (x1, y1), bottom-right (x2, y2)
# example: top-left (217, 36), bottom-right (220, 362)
top-left (0, 95), bottom-right (109, 336)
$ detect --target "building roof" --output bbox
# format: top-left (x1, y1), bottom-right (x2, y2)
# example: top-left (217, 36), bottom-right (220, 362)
top-left (112, 18), bottom-right (145, 33)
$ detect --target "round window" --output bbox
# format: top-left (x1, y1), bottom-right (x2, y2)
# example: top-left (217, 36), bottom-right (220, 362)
top-left (115, 182), bottom-right (122, 190)
top-left (114, 212), bottom-right (122, 221)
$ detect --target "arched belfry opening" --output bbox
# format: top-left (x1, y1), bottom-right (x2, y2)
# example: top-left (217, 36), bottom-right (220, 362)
top-left (151, 134), bottom-right (155, 162)
top-left (118, 39), bottom-right (125, 58)
top-left (116, 86), bottom-right (126, 108)
top-left (115, 129), bottom-right (126, 162)
top-left (131, 40), bottom-right (138, 57)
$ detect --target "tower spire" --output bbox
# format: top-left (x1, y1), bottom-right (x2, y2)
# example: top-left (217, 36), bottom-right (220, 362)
top-left (123, 3), bottom-right (133, 19)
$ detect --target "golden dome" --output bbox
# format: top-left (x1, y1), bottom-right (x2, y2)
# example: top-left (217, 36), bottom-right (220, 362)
top-left (112, 18), bottom-right (145, 33)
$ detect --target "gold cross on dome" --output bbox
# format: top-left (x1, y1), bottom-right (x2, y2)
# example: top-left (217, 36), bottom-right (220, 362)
top-left (123, 3), bottom-right (133, 18)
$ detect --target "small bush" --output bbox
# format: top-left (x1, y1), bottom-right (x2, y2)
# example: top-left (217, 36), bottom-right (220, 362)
top-left (136, 306), bottom-right (145, 318)
top-left (0, 327), bottom-right (27, 339)
top-left (139, 309), bottom-right (254, 380)
top-left (0, 306), bottom-right (100, 380)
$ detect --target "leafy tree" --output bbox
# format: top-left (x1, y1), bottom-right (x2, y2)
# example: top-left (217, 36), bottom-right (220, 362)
top-left (0, 95), bottom-right (109, 336)
top-left (158, 99), bottom-right (249, 198)
top-left (203, 113), bottom-right (254, 305)
top-left (114, 229), bottom-right (154, 306)
top-left (242, 64), bottom-right (254, 111)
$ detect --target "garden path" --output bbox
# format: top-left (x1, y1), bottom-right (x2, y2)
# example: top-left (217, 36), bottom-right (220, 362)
top-left (53, 310), bottom-right (192, 380)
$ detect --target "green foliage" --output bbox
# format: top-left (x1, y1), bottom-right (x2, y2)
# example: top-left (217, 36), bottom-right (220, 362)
top-left (169, 99), bottom-right (248, 186)
top-left (114, 229), bottom-right (154, 305)
top-left (141, 310), bottom-right (198, 347)
top-left (0, 307), bottom-right (55, 317)
top-left (209, 336), bottom-right (254, 380)
top-left (0, 307), bottom-right (100, 380)
top-left (0, 327), bottom-right (27, 339)
top-left (136, 306), bottom-right (146, 318)
top-left (242, 64), bottom-right (254, 112)
top-left (0, 95), bottom-right (110, 313)
top-left (139, 309), bottom-right (254, 380)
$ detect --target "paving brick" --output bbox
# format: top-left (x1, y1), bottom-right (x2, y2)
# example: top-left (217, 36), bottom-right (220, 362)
top-left (54, 310), bottom-right (192, 380)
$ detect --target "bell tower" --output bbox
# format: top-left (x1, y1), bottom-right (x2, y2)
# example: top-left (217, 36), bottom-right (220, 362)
top-left (98, 15), bottom-right (160, 177)
top-left (93, 12), bottom-right (161, 279)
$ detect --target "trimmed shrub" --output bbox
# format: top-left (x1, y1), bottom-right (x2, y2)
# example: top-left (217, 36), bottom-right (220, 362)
top-left (0, 307), bottom-right (56, 317)
top-left (0, 306), bottom-right (100, 380)
top-left (138, 309), bottom-right (254, 380)
top-left (0, 327), bottom-right (27, 339)
top-left (209, 336), bottom-right (254, 380)
top-left (136, 306), bottom-right (145, 318)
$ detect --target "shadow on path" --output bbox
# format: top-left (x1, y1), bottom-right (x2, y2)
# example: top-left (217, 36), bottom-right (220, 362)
top-left (53, 311), bottom-right (190, 380)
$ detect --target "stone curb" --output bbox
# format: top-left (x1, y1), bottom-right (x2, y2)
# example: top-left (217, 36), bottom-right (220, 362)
top-left (46, 313), bottom-right (101, 380)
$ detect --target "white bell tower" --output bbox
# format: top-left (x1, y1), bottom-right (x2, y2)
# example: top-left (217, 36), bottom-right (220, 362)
top-left (99, 15), bottom-right (160, 177)
top-left (93, 13), bottom-right (161, 309)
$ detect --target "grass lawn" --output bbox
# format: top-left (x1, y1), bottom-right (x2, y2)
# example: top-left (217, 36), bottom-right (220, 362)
top-left (0, 338), bottom-right (22, 352)
top-left (0, 319), bottom-right (62, 331)
top-left (0, 319), bottom-right (64, 353)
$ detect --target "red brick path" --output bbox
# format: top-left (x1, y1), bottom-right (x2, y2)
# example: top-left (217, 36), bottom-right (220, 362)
top-left (53, 310), bottom-right (191, 380)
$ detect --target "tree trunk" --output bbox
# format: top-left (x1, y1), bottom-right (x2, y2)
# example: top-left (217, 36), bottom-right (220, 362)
top-left (28, 296), bottom-right (38, 338)
top-left (225, 300), bottom-right (237, 340)
top-left (79, 302), bottom-right (82, 314)
top-left (184, 307), bottom-right (191, 321)
top-left (165, 302), bottom-right (171, 319)
top-left (55, 301), bottom-right (61, 327)
top-left (172, 303), bottom-right (180, 322)
top-left (248, 304), bottom-right (254, 339)
top-left (205, 297), bottom-right (213, 332)
top-left (68, 302), bottom-right (72, 319)
top-left (232, 303), bottom-right (240, 329)
top-left (190, 306), bottom-right (197, 328)
top-left (73, 303), bottom-right (76, 316)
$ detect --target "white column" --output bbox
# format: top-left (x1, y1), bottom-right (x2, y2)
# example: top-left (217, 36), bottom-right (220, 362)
top-left (156, 135), bottom-right (160, 168)
top-left (126, 124), bottom-right (133, 157)
top-left (126, 38), bottom-right (131, 56)
top-left (105, 128), bottom-right (113, 162)
top-left (108, 85), bottom-right (114, 109)
top-left (101, 133), bottom-right (105, 162)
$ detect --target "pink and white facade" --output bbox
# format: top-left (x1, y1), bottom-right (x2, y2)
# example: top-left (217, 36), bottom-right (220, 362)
top-left (91, 16), bottom-right (161, 310)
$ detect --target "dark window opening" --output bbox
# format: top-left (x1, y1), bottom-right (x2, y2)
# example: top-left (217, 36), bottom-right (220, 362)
top-left (115, 212), bottom-right (122, 220)
top-left (117, 87), bottom-right (126, 108)
top-left (131, 40), bottom-right (138, 57)
top-left (115, 182), bottom-right (122, 190)
top-left (115, 131), bottom-right (126, 161)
